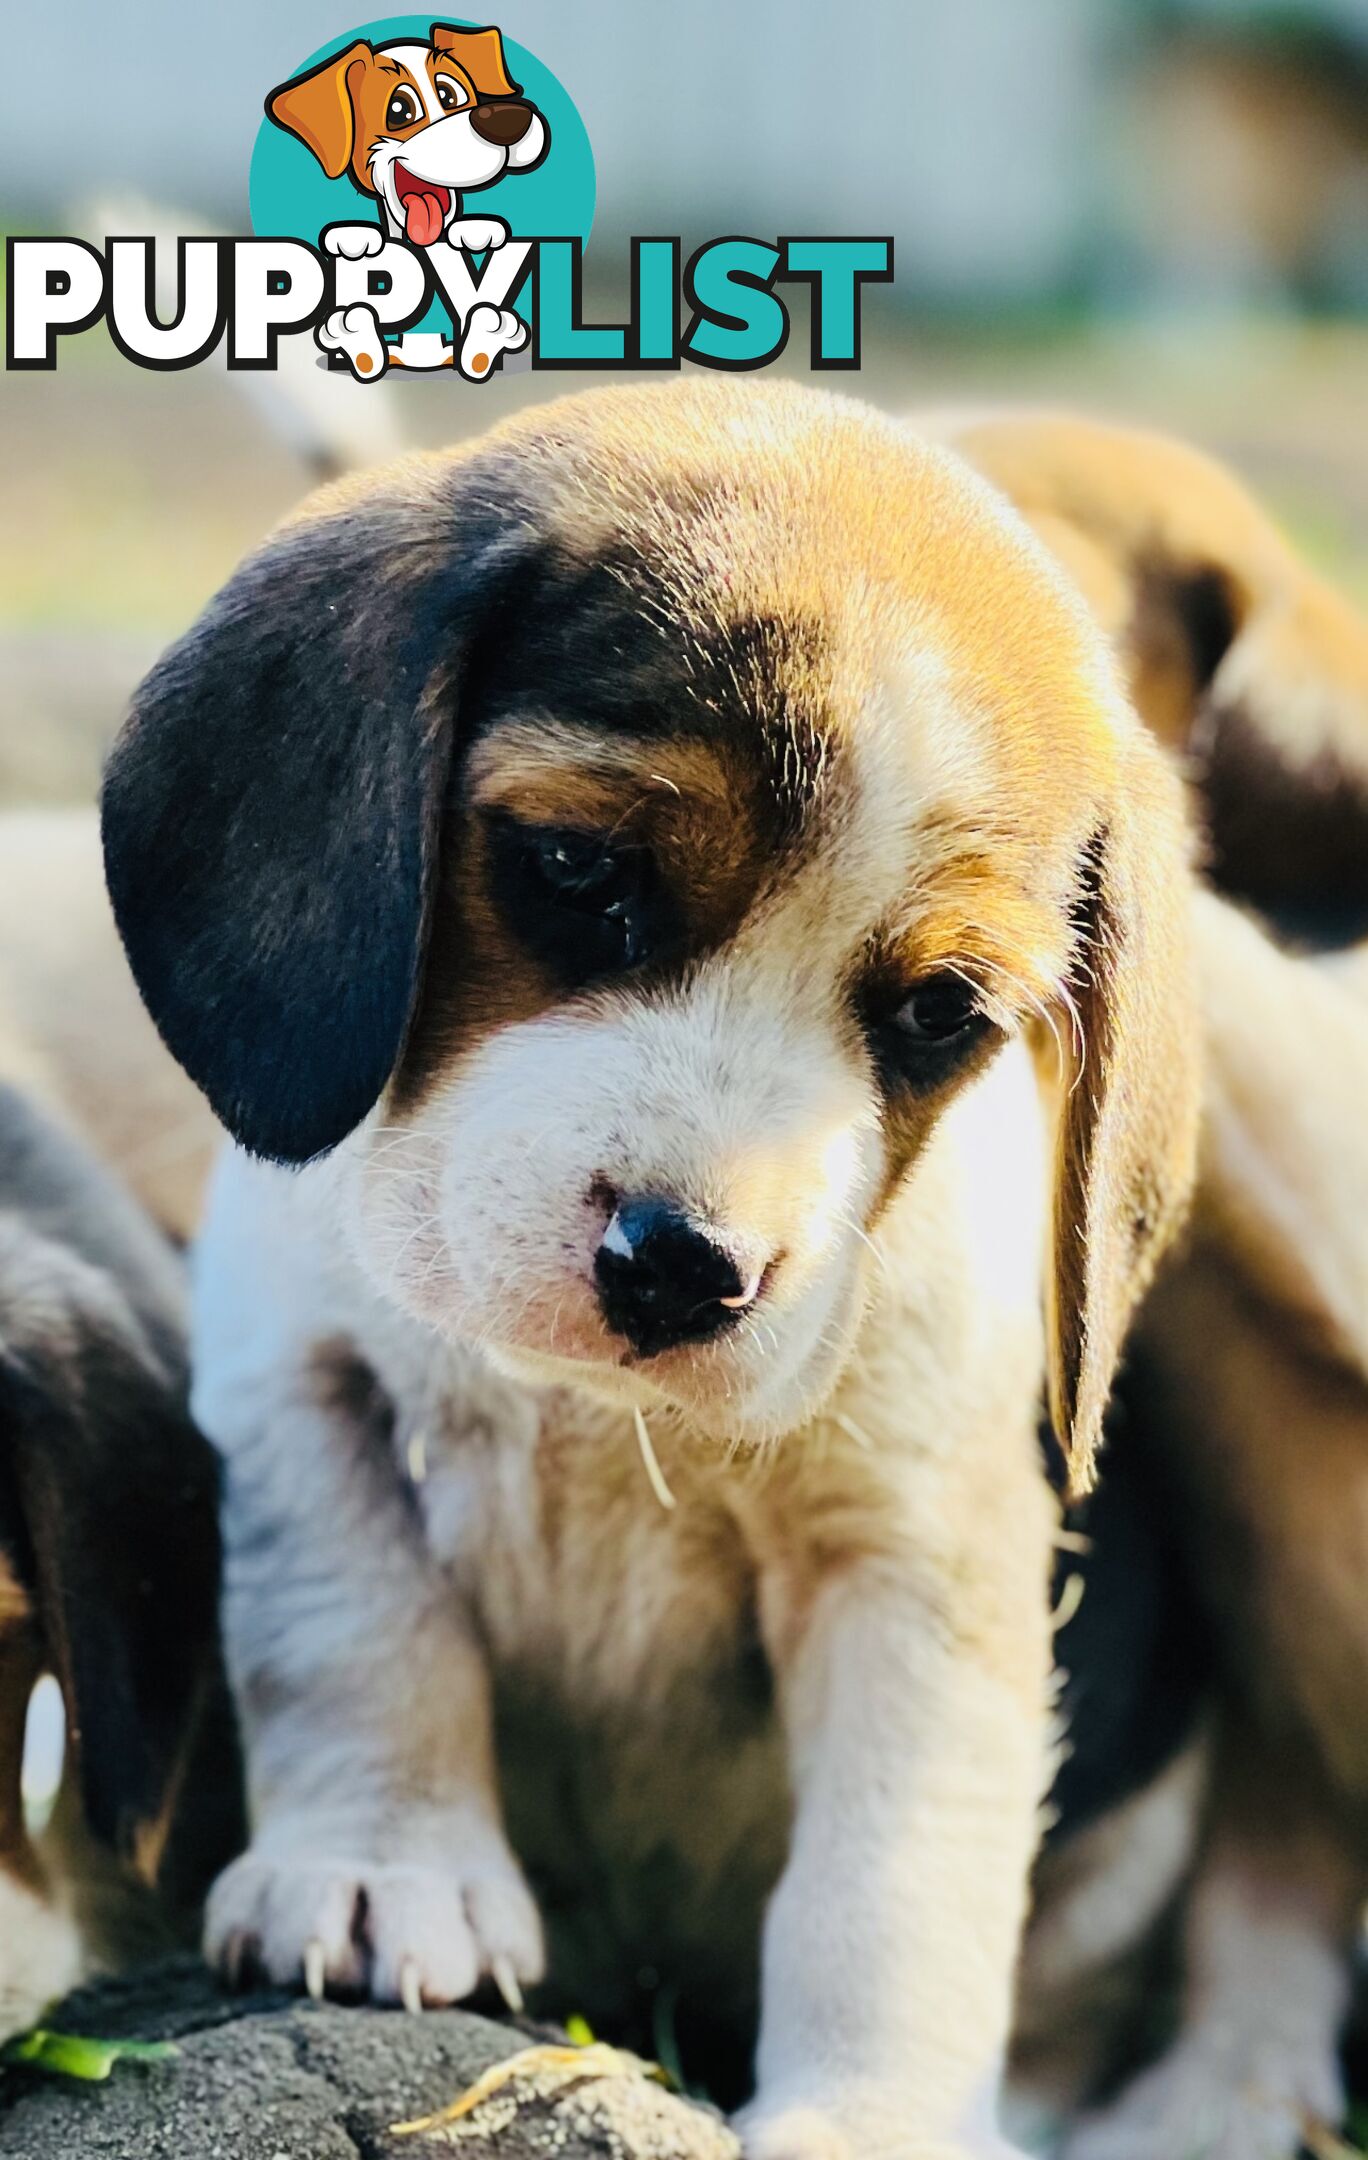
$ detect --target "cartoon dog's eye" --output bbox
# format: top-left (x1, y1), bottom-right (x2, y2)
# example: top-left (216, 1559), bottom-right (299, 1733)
top-left (434, 76), bottom-right (469, 113)
top-left (385, 88), bottom-right (421, 129)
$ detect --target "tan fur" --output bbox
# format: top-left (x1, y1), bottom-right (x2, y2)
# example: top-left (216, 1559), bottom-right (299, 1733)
top-left (934, 410), bottom-right (1368, 922)
top-left (1011, 1733), bottom-right (1211, 2125)
top-left (931, 410), bottom-right (1368, 759)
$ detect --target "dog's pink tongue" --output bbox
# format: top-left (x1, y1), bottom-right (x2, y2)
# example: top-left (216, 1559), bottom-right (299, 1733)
top-left (404, 190), bottom-right (445, 247)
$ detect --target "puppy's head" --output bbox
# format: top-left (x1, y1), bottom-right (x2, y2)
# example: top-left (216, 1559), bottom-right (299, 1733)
top-left (103, 383), bottom-right (1197, 1483)
top-left (267, 24), bottom-right (549, 245)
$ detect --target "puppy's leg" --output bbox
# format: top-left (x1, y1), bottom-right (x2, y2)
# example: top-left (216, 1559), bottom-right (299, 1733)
top-left (1063, 1737), bottom-right (1357, 2160)
top-left (1010, 1731), bottom-right (1212, 2136)
top-left (201, 1354), bottom-right (542, 2009)
top-left (737, 1448), bottom-right (1056, 2160)
top-left (0, 1589), bottom-right (80, 2041)
top-left (206, 1401), bottom-right (544, 2006)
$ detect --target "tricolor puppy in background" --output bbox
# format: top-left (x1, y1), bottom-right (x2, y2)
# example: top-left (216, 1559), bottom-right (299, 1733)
top-left (936, 413), bottom-right (1368, 2160)
top-left (0, 1082), bottom-right (233, 2041)
top-left (101, 379), bottom-right (1200, 2160)
top-left (267, 22), bottom-right (546, 382)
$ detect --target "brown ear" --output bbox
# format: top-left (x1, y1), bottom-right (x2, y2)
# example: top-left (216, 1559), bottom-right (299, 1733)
top-left (267, 39), bottom-right (371, 180)
top-left (431, 22), bottom-right (519, 97)
top-left (1047, 735), bottom-right (1200, 1492)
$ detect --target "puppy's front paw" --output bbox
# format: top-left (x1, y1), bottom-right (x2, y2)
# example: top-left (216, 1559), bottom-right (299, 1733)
top-left (1062, 2033), bottom-right (1344, 2160)
top-left (205, 1841), bottom-right (545, 2010)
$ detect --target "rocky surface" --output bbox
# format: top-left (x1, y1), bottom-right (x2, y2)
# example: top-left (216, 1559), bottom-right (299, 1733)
top-left (0, 1959), bottom-right (739, 2159)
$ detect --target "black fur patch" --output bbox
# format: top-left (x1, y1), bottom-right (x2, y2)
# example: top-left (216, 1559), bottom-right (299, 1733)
top-left (1043, 1384), bottom-right (1210, 1847)
top-left (1199, 705), bottom-right (1368, 948)
top-left (458, 551), bottom-right (836, 848)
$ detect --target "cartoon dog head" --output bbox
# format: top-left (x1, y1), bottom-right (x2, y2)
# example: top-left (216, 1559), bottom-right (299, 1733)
top-left (267, 22), bottom-right (549, 247)
top-left (103, 382), bottom-right (1200, 1482)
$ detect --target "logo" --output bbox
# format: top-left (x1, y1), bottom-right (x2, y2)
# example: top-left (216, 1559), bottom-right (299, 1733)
top-left (7, 17), bottom-right (893, 381)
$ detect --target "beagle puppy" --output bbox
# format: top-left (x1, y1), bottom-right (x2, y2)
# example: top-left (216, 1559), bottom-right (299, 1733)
top-left (936, 413), bottom-right (1368, 2159)
top-left (101, 380), bottom-right (1200, 2159)
top-left (268, 22), bottom-right (547, 382)
top-left (1034, 904), bottom-right (1368, 2160)
top-left (0, 1080), bottom-right (234, 2040)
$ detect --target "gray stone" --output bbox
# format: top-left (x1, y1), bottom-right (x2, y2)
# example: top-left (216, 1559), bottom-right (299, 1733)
top-left (0, 1960), bottom-right (739, 2160)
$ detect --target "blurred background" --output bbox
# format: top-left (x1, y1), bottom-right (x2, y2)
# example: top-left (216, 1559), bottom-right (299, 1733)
top-left (5, 0), bottom-right (1368, 805)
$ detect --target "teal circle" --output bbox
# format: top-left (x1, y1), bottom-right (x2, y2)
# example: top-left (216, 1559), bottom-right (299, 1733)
top-left (248, 16), bottom-right (594, 339)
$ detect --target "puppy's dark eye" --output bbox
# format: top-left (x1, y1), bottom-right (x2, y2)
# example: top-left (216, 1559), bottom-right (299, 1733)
top-left (434, 76), bottom-right (467, 113)
top-left (870, 971), bottom-right (992, 1089)
top-left (894, 975), bottom-right (981, 1043)
top-left (386, 88), bottom-right (421, 128)
top-left (488, 818), bottom-right (666, 989)
top-left (528, 830), bottom-right (646, 931)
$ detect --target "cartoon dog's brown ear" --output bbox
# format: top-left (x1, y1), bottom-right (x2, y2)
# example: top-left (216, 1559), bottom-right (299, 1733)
top-left (267, 39), bottom-right (371, 180)
top-left (941, 413), bottom-right (1368, 946)
top-left (431, 22), bottom-right (519, 97)
top-left (1046, 732), bottom-right (1200, 1492)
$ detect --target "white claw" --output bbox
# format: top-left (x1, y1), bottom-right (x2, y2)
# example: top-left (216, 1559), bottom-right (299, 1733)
top-left (399, 1957), bottom-right (424, 2016)
top-left (304, 1938), bottom-right (326, 2002)
top-left (491, 1954), bottom-right (524, 2015)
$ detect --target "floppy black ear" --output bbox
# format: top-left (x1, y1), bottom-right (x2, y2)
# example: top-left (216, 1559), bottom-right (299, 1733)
top-left (101, 479), bottom-right (528, 1164)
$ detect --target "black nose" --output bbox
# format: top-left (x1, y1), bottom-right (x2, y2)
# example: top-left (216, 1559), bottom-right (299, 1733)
top-left (595, 1196), bottom-right (751, 1358)
top-left (470, 99), bottom-right (534, 146)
